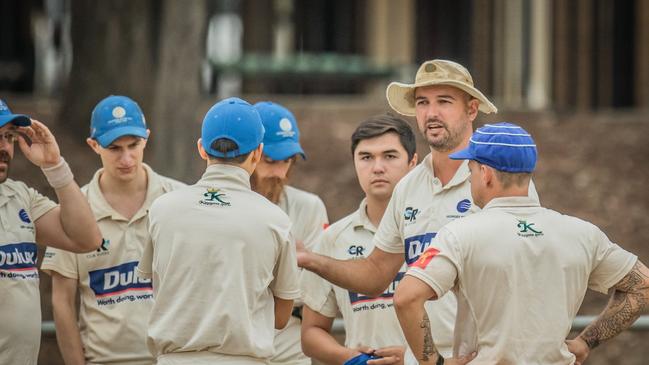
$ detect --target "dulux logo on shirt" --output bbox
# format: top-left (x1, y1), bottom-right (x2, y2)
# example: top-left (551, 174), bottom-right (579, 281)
top-left (404, 232), bottom-right (436, 266)
top-left (0, 243), bottom-right (38, 271)
top-left (348, 272), bottom-right (405, 307)
top-left (89, 261), bottom-right (152, 298)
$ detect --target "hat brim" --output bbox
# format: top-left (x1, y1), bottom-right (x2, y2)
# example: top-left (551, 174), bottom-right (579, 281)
top-left (0, 114), bottom-right (32, 128)
top-left (95, 126), bottom-right (148, 148)
top-left (263, 140), bottom-right (306, 161)
top-left (448, 147), bottom-right (475, 161)
top-left (386, 79), bottom-right (498, 117)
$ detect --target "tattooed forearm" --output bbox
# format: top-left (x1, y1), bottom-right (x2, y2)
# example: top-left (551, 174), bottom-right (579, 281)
top-left (579, 261), bottom-right (649, 349)
top-left (419, 312), bottom-right (437, 361)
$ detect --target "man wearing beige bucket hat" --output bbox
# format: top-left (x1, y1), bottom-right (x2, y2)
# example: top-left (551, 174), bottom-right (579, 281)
top-left (298, 59), bottom-right (538, 364)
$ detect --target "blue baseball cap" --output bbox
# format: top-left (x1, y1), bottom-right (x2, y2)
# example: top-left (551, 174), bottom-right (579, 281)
top-left (90, 95), bottom-right (148, 148)
top-left (254, 101), bottom-right (306, 160)
top-left (202, 97), bottom-right (265, 158)
top-left (0, 99), bottom-right (31, 128)
top-left (449, 122), bottom-right (537, 173)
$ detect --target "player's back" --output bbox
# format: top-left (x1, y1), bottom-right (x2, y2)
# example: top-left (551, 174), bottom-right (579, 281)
top-left (443, 197), bottom-right (635, 364)
top-left (145, 165), bottom-right (298, 360)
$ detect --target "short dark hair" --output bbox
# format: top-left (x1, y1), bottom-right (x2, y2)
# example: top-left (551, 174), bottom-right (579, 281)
top-left (493, 170), bottom-right (532, 189)
top-left (208, 138), bottom-right (252, 164)
top-left (351, 114), bottom-right (416, 161)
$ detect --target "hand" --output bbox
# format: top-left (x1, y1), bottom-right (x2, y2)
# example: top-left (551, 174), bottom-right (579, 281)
top-left (566, 337), bottom-right (590, 365)
top-left (367, 346), bottom-right (405, 365)
top-left (444, 351), bottom-right (477, 365)
top-left (295, 239), bottom-right (310, 268)
top-left (17, 120), bottom-right (61, 168)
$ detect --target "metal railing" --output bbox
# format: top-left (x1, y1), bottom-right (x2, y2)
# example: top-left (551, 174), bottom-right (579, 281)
top-left (41, 315), bottom-right (649, 336)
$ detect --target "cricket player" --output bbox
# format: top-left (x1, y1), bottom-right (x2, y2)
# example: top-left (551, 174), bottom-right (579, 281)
top-left (252, 101), bottom-right (329, 365)
top-left (0, 99), bottom-right (101, 365)
top-left (41, 95), bottom-right (185, 365)
top-left (394, 122), bottom-right (649, 365)
top-left (298, 59), bottom-right (536, 359)
top-left (137, 97), bottom-right (301, 365)
top-left (300, 115), bottom-right (418, 365)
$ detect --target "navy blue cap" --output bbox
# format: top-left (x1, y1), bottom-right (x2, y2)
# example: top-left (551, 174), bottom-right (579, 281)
top-left (449, 122), bottom-right (537, 173)
top-left (254, 101), bottom-right (306, 161)
top-left (202, 97), bottom-right (265, 158)
top-left (0, 99), bottom-right (31, 128)
top-left (90, 95), bottom-right (148, 148)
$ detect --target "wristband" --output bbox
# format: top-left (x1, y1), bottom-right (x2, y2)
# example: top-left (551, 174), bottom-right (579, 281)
top-left (41, 157), bottom-right (74, 189)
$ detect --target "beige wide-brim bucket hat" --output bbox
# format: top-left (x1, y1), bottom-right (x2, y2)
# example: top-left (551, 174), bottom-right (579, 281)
top-left (386, 59), bottom-right (498, 116)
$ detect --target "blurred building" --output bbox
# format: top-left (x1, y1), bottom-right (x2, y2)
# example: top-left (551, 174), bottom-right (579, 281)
top-left (1, 0), bottom-right (648, 111)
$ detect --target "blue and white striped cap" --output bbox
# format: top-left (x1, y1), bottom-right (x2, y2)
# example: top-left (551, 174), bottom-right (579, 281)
top-left (449, 122), bottom-right (537, 173)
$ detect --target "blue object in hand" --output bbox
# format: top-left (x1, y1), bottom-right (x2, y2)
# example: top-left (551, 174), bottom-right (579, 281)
top-left (344, 353), bottom-right (382, 365)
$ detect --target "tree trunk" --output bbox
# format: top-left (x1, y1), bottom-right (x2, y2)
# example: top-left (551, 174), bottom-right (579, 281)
top-left (150, 0), bottom-right (207, 181)
top-left (59, 0), bottom-right (159, 141)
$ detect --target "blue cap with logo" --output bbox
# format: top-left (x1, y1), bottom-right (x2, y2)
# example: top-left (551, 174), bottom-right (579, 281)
top-left (90, 95), bottom-right (148, 148)
top-left (202, 97), bottom-right (265, 158)
top-left (0, 99), bottom-right (31, 128)
top-left (449, 122), bottom-right (537, 173)
top-left (254, 101), bottom-right (306, 161)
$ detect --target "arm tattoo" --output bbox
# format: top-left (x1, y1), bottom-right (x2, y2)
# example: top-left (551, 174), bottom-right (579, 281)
top-left (420, 311), bottom-right (438, 361)
top-left (580, 261), bottom-right (649, 349)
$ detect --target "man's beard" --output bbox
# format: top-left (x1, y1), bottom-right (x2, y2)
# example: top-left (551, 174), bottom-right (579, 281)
top-left (424, 118), bottom-right (469, 153)
top-left (251, 175), bottom-right (288, 204)
top-left (0, 150), bottom-right (11, 184)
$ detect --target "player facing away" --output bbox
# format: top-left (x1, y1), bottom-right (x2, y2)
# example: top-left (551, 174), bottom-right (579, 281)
top-left (394, 122), bottom-right (649, 365)
top-left (42, 95), bottom-right (185, 365)
top-left (0, 99), bottom-right (101, 365)
top-left (300, 114), bottom-right (418, 365)
top-left (251, 101), bottom-right (329, 365)
top-left (137, 97), bottom-right (300, 365)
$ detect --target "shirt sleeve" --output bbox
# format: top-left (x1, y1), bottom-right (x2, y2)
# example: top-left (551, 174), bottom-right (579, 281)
top-left (270, 229), bottom-right (301, 300)
top-left (40, 247), bottom-right (79, 279)
top-left (587, 226), bottom-right (638, 294)
top-left (300, 231), bottom-right (338, 317)
top-left (302, 196), bottom-right (329, 250)
top-left (405, 227), bottom-right (461, 298)
top-left (25, 184), bottom-right (57, 221)
top-left (373, 185), bottom-right (404, 254)
top-left (301, 270), bottom-right (338, 318)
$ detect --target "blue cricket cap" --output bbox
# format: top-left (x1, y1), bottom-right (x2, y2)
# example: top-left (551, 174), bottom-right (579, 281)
top-left (449, 122), bottom-right (537, 173)
top-left (0, 99), bottom-right (31, 128)
top-left (90, 95), bottom-right (148, 148)
top-left (254, 101), bottom-right (306, 161)
top-left (202, 97), bottom-right (265, 158)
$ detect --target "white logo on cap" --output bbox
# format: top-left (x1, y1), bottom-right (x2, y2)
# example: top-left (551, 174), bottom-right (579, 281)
top-left (279, 118), bottom-right (292, 131)
top-left (112, 107), bottom-right (126, 119)
top-left (277, 118), bottom-right (296, 137)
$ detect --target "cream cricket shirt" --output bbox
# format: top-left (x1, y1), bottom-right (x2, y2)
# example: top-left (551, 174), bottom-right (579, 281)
top-left (41, 164), bottom-right (185, 365)
top-left (278, 185), bottom-right (329, 249)
top-left (302, 199), bottom-right (408, 350)
top-left (273, 185), bottom-right (328, 365)
top-left (0, 179), bottom-right (57, 365)
top-left (137, 164), bottom-right (301, 361)
top-left (407, 196), bottom-right (637, 365)
top-left (373, 154), bottom-right (539, 356)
